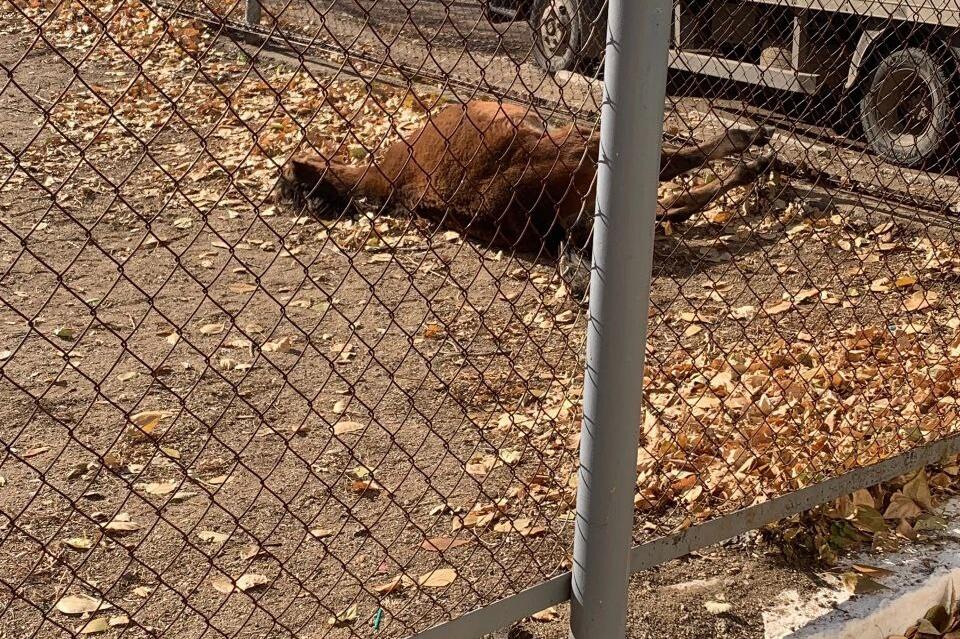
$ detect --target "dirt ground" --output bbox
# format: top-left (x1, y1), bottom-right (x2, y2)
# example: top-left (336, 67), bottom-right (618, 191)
top-left (5, 2), bottom-right (960, 639)
top-left (181, 0), bottom-right (604, 114)
top-left (485, 536), bottom-right (821, 639)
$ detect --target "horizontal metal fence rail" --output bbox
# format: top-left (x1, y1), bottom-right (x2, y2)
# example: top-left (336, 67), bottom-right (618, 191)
top-left (407, 431), bottom-right (960, 638)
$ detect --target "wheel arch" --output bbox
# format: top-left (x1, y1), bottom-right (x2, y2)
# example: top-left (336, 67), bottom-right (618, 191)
top-left (845, 22), bottom-right (959, 93)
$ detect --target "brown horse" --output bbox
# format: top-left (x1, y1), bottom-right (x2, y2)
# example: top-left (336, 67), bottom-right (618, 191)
top-left (277, 100), bottom-right (772, 294)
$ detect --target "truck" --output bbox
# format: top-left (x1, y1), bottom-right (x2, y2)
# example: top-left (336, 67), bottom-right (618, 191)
top-left (486, 0), bottom-right (960, 166)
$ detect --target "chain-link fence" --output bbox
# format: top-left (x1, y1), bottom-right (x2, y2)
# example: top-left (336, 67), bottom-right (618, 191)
top-left (5, 0), bottom-right (960, 637)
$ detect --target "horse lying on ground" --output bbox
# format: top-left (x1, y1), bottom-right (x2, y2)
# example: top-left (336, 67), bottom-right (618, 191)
top-left (276, 100), bottom-right (773, 296)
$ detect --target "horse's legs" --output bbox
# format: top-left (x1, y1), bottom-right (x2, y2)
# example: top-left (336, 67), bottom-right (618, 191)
top-left (658, 153), bottom-right (774, 222)
top-left (660, 126), bottom-right (772, 181)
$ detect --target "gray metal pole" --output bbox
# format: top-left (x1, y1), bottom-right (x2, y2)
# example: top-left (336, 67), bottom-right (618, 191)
top-left (568, 0), bottom-right (671, 637)
top-left (245, 0), bottom-right (261, 27)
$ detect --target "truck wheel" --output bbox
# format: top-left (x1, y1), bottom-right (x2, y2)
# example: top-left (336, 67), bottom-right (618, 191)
top-left (859, 47), bottom-right (955, 166)
top-left (531, 0), bottom-right (587, 72)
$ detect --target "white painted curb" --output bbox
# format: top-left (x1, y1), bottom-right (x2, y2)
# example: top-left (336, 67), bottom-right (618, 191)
top-left (765, 501), bottom-right (960, 639)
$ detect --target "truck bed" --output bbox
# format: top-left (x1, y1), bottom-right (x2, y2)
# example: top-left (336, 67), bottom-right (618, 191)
top-left (744, 0), bottom-right (960, 27)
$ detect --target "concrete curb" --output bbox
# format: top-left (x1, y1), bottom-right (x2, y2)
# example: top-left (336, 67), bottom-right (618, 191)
top-left (765, 502), bottom-right (960, 639)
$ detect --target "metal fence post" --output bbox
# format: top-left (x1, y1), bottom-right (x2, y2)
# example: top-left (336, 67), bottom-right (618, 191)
top-left (245, 0), bottom-right (261, 27)
top-left (568, 0), bottom-right (671, 637)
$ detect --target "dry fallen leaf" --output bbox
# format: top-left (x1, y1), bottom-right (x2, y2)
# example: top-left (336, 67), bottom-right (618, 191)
top-left (56, 594), bottom-right (109, 615)
top-left (421, 537), bottom-right (471, 552)
top-left (841, 572), bottom-right (887, 594)
top-left (851, 489), bottom-right (875, 508)
top-left (310, 527), bottom-right (335, 539)
top-left (262, 337), bottom-right (292, 353)
top-left (494, 518), bottom-right (545, 537)
top-left (108, 615), bottom-right (129, 628)
top-left (895, 274), bottom-right (917, 288)
top-left (327, 603), bottom-right (359, 627)
top-left (852, 563), bottom-right (894, 579)
top-left (78, 617), bottom-right (110, 635)
top-left (229, 282), bottom-right (257, 294)
top-left (350, 479), bottom-right (383, 495)
top-left (64, 537), bottom-right (94, 551)
top-left (199, 322), bottom-right (223, 336)
top-left (820, 290), bottom-right (841, 305)
top-left (883, 493), bottom-right (924, 520)
top-left (764, 299), bottom-right (793, 316)
top-left (333, 342), bottom-right (357, 363)
top-left (210, 575), bottom-right (234, 594)
top-left (902, 471), bottom-right (934, 511)
top-left (102, 514), bottom-right (142, 535)
top-left (333, 421), bottom-right (364, 435)
top-left (129, 410), bottom-right (168, 436)
top-left (235, 573), bottom-right (270, 592)
top-left (240, 542), bottom-right (279, 561)
top-left (170, 490), bottom-right (197, 503)
top-left (499, 449), bottom-right (522, 465)
top-left (531, 606), bottom-right (559, 622)
top-left (731, 305), bottom-right (756, 320)
top-left (683, 324), bottom-right (703, 338)
top-left (372, 574), bottom-right (414, 595)
top-left (417, 568), bottom-right (456, 588)
top-left (139, 481), bottom-right (178, 496)
top-left (903, 290), bottom-right (938, 312)
top-left (466, 454), bottom-right (496, 478)
top-left (423, 323), bottom-right (444, 339)
top-left (793, 287), bottom-right (818, 303)
top-left (198, 530), bottom-right (229, 544)
top-left (160, 446), bottom-right (180, 459)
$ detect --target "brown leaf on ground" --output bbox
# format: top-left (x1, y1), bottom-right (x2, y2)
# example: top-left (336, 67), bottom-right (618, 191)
top-left (56, 595), bottom-right (109, 615)
top-left (371, 575), bottom-right (414, 595)
top-left (333, 420), bottom-right (364, 435)
top-left (902, 471), bottom-right (934, 511)
top-left (235, 573), bottom-right (269, 592)
top-left (903, 289), bottom-right (938, 312)
top-left (840, 572), bottom-right (887, 594)
top-left (78, 617), bottom-right (110, 635)
top-left (883, 493), bottom-right (923, 520)
top-left (327, 604), bottom-right (359, 627)
top-left (417, 568), bottom-right (456, 588)
top-left (531, 607), bottom-right (559, 622)
top-left (764, 299), bottom-right (793, 316)
top-left (421, 537), bottom-right (471, 552)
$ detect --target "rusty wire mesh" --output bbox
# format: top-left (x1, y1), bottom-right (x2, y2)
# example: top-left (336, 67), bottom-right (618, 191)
top-left (4, 0), bottom-right (960, 637)
top-left (644, 3), bottom-right (960, 554)
top-left (0, 1), bottom-right (595, 637)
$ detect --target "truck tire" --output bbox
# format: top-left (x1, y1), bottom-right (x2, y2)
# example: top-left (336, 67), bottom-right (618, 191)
top-left (859, 47), bottom-right (955, 166)
top-left (531, 0), bottom-right (588, 72)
